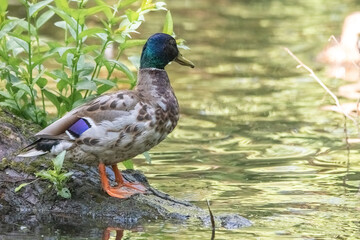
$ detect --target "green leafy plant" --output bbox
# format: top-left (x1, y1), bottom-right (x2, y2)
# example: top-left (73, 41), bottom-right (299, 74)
top-left (2, 0), bottom-right (183, 174)
top-left (15, 150), bottom-right (73, 199)
top-left (35, 150), bottom-right (73, 198)
top-left (0, 0), bottom-right (175, 127)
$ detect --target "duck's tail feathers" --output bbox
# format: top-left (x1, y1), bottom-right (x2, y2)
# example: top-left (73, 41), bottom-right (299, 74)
top-left (17, 139), bottom-right (47, 157)
top-left (17, 149), bottom-right (48, 157)
top-left (17, 138), bottom-right (61, 158)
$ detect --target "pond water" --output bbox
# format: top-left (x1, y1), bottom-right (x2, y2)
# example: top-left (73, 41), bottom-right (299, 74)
top-left (3, 0), bottom-right (360, 239)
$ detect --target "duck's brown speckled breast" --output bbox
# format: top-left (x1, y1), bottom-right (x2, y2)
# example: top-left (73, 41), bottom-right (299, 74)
top-left (65, 68), bottom-right (179, 166)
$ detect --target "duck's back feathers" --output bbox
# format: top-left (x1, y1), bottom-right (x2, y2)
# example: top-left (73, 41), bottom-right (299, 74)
top-left (35, 113), bottom-right (80, 138)
top-left (18, 90), bottom-right (144, 158)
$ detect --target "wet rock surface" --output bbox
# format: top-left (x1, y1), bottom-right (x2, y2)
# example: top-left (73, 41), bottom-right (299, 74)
top-left (0, 109), bottom-right (252, 232)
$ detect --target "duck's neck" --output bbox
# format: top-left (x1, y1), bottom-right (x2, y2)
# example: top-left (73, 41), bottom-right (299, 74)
top-left (136, 68), bottom-right (172, 95)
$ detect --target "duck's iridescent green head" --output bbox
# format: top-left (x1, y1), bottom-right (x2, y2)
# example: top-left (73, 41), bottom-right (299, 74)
top-left (140, 33), bottom-right (195, 69)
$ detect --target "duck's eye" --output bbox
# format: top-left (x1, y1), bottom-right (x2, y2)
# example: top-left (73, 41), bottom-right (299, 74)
top-left (169, 39), bottom-right (176, 46)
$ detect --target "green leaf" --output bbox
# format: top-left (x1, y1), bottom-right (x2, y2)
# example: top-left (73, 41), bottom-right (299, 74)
top-left (94, 0), bottom-right (112, 18)
top-left (53, 0), bottom-right (70, 13)
top-left (53, 150), bottom-right (66, 174)
top-left (122, 160), bottom-right (134, 169)
top-left (63, 171), bottom-right (73, 178)
top-left (49, 6), bottom-right (77, 31)
top-left (0, 100), bottom-right (19, 111)
top-left (176, 38), bottom-right (190, 50)
top-left (120, 39), bottom-right (146, 50)
top-left (11, 36), bottom-right (29, 53)
top-left (93, 78), bottom-right (116, 87)
top-left (0, 90), bottom-right (12, 99)
top-left (77, 6), bottom-right (110, 24)
top-left (15, 182), bottom-right (31, 192)
top-left (78, 28), bottom-right (107, 40)
top-left (96, 84), bottom-right (113, 95)
top-left (48, 69), bottom-right (69, 80)
top-left (59, 102), bottom-right (68, 116)
top-left (15, 90), bottom-right (25, 101)
top-left (82, 45), bottom-right (100, 54)
top-left (53, 20), bottom-right (77, 40)
top-left (56, 79), bottom-right (69, 92)
top-left (58, 187), bottom-right (71, 198)
top-left (0, 0), bottom-right (8, 14)
top-left (50, 46), bottom-right (74, 57)
top-left (70, 91), bottom-right (83, 106)
top-left (33, 52), bottom-right (55, 66)
top-left (29, 0), bottom-right (53, 17)
top-left (141, 0), bottom-right (153, 10)
top-left (13, 83), bottom-right (32, 96)
top-left (125, 9), bottom-right (139, 22)
top-left (117, 0), bottom-right (139, 9)
top-left (35, 170), bottom-right (54, 181)
top-left (0, 19), bottom-right (22, 38)
top-left (36, 10), bottom-right (55, 28)
top-left (72, 98), bottom-right (89, 108)
top-left (155, 2), bottom-right (167, 11)
top-left (143, 151), bottom-right (151, 164)
top-left (128, 55), bottom-right (140, 70)
top-left (36, 78), bottom-right (48, 88)
top-left (43, 89), bottom-right (60, 112)
top-left (162, 11), bottom-right (173, 35)
top-left (94, 79), bottom-right (116, 94)
top-left (33, 68), bottom-right (47, 85)
top-left (109, 60), bottom-right (136, 84)
top-left (14, 18), bottom-right (37, 35)
top-left (75, 79), bottom-right (97, 91)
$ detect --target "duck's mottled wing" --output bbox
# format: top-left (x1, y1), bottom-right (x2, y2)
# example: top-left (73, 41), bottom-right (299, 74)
top-left (35, 91), bottom-right (140, 139)
top-left (35, 113), bottom-right (79, 139)
top-left (74, 91), bottom-right (140, 124)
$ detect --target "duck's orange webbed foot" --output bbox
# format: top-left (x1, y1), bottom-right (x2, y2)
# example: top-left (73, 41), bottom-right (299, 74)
top-left (98, 163), bottom-right (146, 199)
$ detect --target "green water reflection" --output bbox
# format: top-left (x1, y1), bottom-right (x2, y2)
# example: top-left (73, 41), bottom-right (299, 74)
top-left (4, 0), bottom-right (360, 239)
top-left (138, 0), bottom-right (360, 239)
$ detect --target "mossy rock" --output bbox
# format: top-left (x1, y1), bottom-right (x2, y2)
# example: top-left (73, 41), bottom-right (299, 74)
top-left (0, 108), bottom-right (251, 231)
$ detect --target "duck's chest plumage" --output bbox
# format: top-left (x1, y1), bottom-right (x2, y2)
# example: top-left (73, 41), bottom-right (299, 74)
top-left (64, 68), bottom-right (179, 165)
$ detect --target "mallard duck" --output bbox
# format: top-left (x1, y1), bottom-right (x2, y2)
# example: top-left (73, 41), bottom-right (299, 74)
top-left (317, 12), bottom-right (360, 81)
top-left (18, 33), bottom-right (195, 199)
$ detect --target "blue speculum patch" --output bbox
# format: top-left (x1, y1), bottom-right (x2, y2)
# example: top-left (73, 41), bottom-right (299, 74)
top-left (68, 118), bottom-right (91, 137)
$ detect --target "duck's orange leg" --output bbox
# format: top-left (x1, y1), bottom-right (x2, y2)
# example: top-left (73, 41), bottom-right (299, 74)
top-left (102, 227), bottom-right (124, 240)
top-left (98, 163), bottom-right (146, 198)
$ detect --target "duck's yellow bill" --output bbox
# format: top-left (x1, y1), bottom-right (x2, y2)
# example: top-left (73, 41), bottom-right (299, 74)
top-left (175, 54), bottom-right (195, 68)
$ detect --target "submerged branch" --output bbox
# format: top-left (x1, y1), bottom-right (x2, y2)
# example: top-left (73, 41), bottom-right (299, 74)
top-left (207, 200), bottom-right (215, 240)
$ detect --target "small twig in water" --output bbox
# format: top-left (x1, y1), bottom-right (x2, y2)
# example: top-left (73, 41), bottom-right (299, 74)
top-left (284, 47), bottom-right (356, 124)
top-left (285, 47), bottom-right (353, 188)
top-left (328, 35), bottom-right (339, 44)
top-left (206, 200), bottom-right (215, 240)
top-left (343, 115), bottom-right (351, 189)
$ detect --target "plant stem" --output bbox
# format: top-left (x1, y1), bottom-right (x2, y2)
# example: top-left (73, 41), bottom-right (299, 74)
top-left (26, 5), bottom-right (38, 123)
top-left (41, 90), bottom-right (46, 112)
top-left (84, 38), bottom-right (111, 98)
top-left (70, 0), bottom-right (86, 107)
top-left (107, 48), bottom-right (123, 80)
